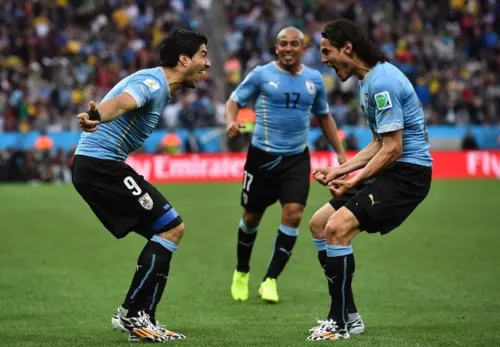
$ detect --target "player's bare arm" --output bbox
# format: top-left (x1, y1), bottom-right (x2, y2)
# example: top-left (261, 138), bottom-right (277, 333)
top-left (225, 99), bottom-right (246, 138)
top-left (316, 113), bottom-right (347, 164)
top-left (313, 129), bottom-right (382, 185)
top-left (77, 93), bottom-right (138, 132)
top-left (328, 129), bottom-right (402, 196)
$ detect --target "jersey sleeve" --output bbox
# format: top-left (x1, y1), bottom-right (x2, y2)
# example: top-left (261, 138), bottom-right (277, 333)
top-left (230, 66), bottom-right (262, 107)
top-left (367, 118), bottom-right (376, 132)
top-left (123, 75), bottom-right (163, 109)
top-left (370, 77), bottom-right (404, 133)
top-left (311, 75), bottom-right (330, 116)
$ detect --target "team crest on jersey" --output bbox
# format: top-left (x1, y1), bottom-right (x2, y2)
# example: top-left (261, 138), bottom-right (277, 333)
top-left (138, 192), bottom-right (154, 210)
top-left (305, 81), bottom-right (315, 95)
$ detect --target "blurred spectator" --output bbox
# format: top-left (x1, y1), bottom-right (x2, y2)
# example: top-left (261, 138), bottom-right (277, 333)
top-left (34, 131), bottom-right (54, 151)
top-left (461, 129), bottom-right (479, 150)
top-left (0, 0), bottom-right (217, 133)
top-left (51, 147), bottom-right (72, 183)
top-left (227, 106), bottom-right (255, 152)
top-left (313, 128), bottom-right (347, 152)
top-left (158, 130), bottom-right (182, 154)
top-left (345, 132), bottom-right (358, 151)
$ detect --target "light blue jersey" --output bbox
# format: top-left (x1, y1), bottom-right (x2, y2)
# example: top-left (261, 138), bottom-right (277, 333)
top-left (358, 62), bottom-right (432, 167)
top-left (76, 67), bottom-right (171, 161)
top-left (230, 62), bottom-right (329, 155)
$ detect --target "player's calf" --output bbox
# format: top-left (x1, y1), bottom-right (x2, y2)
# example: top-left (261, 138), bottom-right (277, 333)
top-left (262, 224), bottom-right (298, 282)
top-left (236, 218), bottom-right (259, 273)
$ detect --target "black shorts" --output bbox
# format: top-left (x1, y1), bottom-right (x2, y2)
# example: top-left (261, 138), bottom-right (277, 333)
top-left (241, 145), bottom-right (311, 213)
top-left (329, 182), bottom-right (368, 211)
top-left (329, 162), bottom-right (432, 234)
top-left (72, 155), bottom-right (182, 239)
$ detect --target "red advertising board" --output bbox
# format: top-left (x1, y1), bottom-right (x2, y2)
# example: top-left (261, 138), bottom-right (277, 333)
top-left (126, 151), bottom-right (500, 183)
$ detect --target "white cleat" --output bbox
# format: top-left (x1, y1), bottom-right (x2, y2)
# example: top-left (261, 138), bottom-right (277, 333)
top-left (128, 318), bottom-right (186, 342)
top-left (347, 316), bottom-right (365, 335)
top-left (309, 315), bottom-right (365, 335)
top-left (154, 319), bottom-right (186, 340)
top-left (111, 307), bottom-right (168, 342)
top-left (306, 319), bottom-right (350, 341)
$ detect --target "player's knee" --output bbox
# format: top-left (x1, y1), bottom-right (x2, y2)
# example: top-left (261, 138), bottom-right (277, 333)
top-left (283, 208), bottom-right (303, 228)
top-left (242, 211), bottom-right (261, 228)
top-left (308, 216), bottom-right (325, 239)
top-left (157, 222), bottom-right (185, 244)
top-left (324, 220), bottom-right (350, 245)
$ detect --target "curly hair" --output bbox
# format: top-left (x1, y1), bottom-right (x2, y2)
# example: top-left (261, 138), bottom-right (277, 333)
top-left (159, 29), bottom-right (208, 68)
top-left (321, 19), bottom-right (388, 67)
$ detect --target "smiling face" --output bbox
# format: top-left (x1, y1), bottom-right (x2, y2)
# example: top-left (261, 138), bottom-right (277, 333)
top-left (275, 28), bottom-right (306, 71)
top-left (182, 43), bottom-right (211, 88)
top-left (320, 38), bottom-right (355, 82)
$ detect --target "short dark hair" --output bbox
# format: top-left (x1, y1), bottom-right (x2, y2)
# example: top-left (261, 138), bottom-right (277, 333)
top-left (321, 19), bottom-right (388, 67)
top-left (159, 29), bottom-right (208, 68)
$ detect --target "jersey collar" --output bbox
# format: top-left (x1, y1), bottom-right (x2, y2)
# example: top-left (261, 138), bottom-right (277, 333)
top-left (273, 61), bottom-right (304, 75)
top-left (159, 67), bottom-right (172, 101)
top-left (360, 62), bottom-right (382, 84)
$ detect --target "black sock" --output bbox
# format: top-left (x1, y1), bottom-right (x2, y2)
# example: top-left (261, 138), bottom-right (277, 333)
top-left (264, 226), bottom-right (298, 280)
top-left (317, 245), bottom-right (358, 320)
top-left (325, 245), bottom-right (354, 330)
top-left (236, 219), bottom-right (258, 273)
top-left (317, 248), bottom-right (327, 272)
top-left (122, 236), bottom-right (177, 317)
top-left (144, 274), bottom-right (168, 323)
top-left (346, 253), bottom-right (358, 319)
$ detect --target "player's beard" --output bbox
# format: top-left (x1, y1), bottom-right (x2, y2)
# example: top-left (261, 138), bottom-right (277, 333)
top-left (279, 54), bottom-right (300, 71)
top-left (187, 69), bottom-right (207, 88)
top-left (184, 72), bottom-right (199, 89)
top-left (334, 61), bottom-right (352, 82)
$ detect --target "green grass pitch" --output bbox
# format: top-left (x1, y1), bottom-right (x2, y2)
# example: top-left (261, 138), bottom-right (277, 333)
top-left (0, 181), bottom-right (499, 346)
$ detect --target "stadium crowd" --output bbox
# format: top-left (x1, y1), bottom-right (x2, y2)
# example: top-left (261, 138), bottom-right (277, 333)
top-left (0, 0), bottom-right (496, 182)
top-left (224, 0), bottom-right (500, 127)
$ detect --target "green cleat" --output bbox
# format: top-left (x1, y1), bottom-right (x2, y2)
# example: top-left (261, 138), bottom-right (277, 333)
top-left (231, 270), bottom-right (249, 301)
top-left (259, 278), bottom-right (279, 303)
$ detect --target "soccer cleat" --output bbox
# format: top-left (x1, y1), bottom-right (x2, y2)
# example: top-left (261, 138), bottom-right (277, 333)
top-left (111, 307), bottom-right (168, 342)
top-left (112, 306), bottom-right (129, 333)
top-left (258, 278), bottom-right (279, 303)
top-left (309, 315), bottom-right (365, 335)
top-left (347, 315), bottom-right (365, 335)
top-left (306, 319), bottom-right (350, 341)
top-left (231, 270), bottom-right (250, 301)
top-left (128, 318), bottom-right (186, 342)
top-left (154, 319), bottom-right (186, 340)
top-left (309, 319), bottom-right (330, 334)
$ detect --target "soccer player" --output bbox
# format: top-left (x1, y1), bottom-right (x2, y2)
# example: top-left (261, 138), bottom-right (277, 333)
top-left (306, 19), bottom-right (432, 341)
top-left (226, 27), bottom-right (347, 303)
top-left (72, 29), bottom-right (210, 343)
